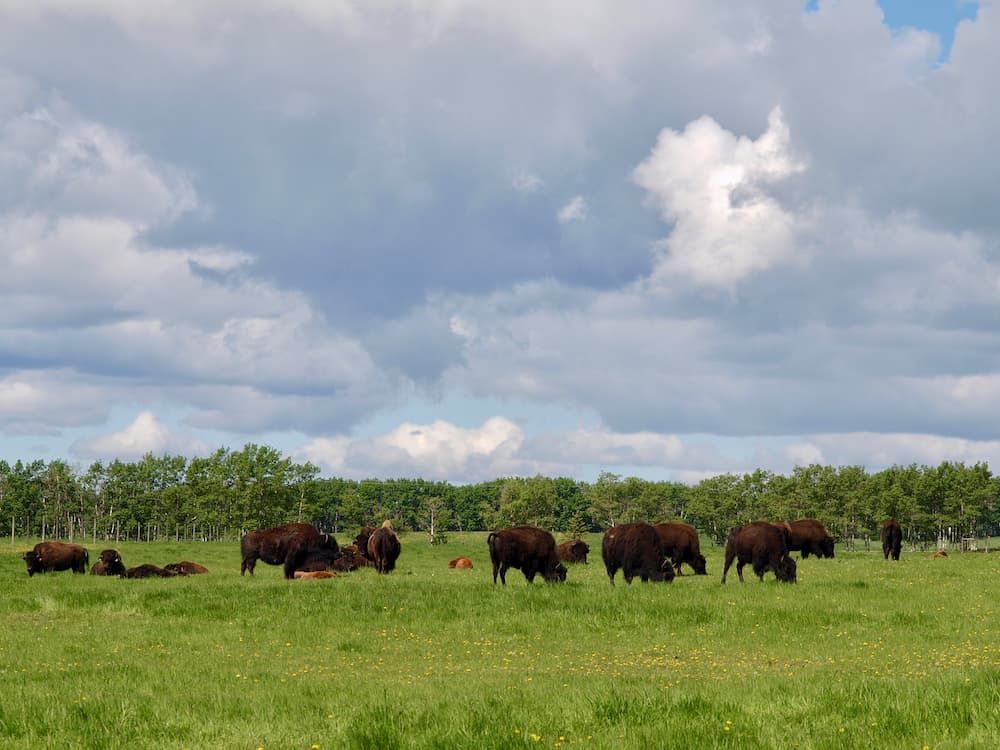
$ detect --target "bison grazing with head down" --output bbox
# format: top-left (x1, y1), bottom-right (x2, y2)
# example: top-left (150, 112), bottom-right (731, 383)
top-left (722, 522), bottom-right (797, 584)
top-left (602, 523), bottom-right (674, 585)
top-left (367, 520), bottom-right (402, 574)
top-left (881, 519), bottom-right (903, 561)
top-left (774, 519), bottom-right (836, 559)
top-left (240, 522), bottom-right (340, 579)
top-left (90, 549), bottom-right (126, 577)
top-left (654, 522), bottom-right (707, 576)
top-left (556, 539), bottom-right (590, 564)
top-left (487, 525), bottom-right (567, 585)
top-left (23, 541), bottom-right (89, 576)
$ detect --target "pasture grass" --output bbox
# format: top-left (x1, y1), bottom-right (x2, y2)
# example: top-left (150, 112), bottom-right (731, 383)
top-left (0, 533), bottom-right (997, 749)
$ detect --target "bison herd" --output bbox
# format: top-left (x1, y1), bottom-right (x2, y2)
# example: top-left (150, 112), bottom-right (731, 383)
top-left (22, 517), bottom-right (908, 586)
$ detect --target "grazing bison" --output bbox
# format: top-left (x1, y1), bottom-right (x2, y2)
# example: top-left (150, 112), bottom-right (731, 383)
top-left (448, 556), bottom-right (474, 569)
top-left (722, 522), bottom-right (797, 584)
top-left (654, 522), bottom-right (707, 575)
top-left (556, 539), bottom-right (590, 564)
top-left (487, 525), bottom-right (567, 585)
top-left (125, 564), bottom-right (176, 578)
top-left (23, 541), bottom-right (89, 576)
top-left (90, 549), bottom-right (126, 578)
top-left (774, 519), bottom-right (836, 559)
top-left (164, 561), bottom-right (209, 576)
top-left (602, 523), bottom-right (674, 585)
top-left (881, 519), bottom-right (903, 561)
top-left (240, 522), bottom-right (340, 579)
top-left (367, 520), bottom-right (402, 574)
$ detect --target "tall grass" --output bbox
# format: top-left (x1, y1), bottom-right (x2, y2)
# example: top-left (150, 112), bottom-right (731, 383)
top-left (0, 534), bottom-right (997, 749)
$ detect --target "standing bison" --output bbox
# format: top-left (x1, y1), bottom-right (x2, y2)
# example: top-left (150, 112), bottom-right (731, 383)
top-left (90, 549), bottom-right (126, 578)
top-left (240, 522), bottom-right (340, 579)
top-left (367, 520), bottom-right (402, 574)
top-left (654, 522), bottom-right (707, 576)
top-left (556, 539), bottom-right (590, 564)
top-left (487, 526), bottom-right (567, 585)
top-left (602, 523), bottom-right (674, 585)
top-left (774, 519), bottom-right (836, 559)
top-left (722, 522), bottom-right (797, 584)
top-left (23, 541), bottom-right (89, 576)
top-left (881, 519), bottom-right (903, 561)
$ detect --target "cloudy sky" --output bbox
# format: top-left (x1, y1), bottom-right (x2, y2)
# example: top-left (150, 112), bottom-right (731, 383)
top-left (2, 0), bottom-right (998, 483)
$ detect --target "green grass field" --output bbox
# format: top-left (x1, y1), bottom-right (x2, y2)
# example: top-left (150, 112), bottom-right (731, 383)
top-left (1, 533), bottom-right (997, 749)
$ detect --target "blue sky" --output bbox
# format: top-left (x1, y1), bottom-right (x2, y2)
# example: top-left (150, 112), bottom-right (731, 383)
top-left (2, 0), bottom-right (999, 483)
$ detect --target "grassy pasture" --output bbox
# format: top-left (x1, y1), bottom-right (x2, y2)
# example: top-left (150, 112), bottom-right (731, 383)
top-left (0, 533), bottom-right (997, 750)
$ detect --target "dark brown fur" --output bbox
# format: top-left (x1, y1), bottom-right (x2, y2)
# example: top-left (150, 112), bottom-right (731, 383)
top-left (240, 522), bottom-right (339, 579)
top-left (556, 539), bottom-right (590, 564)
top-left (90, 549), bottom-right (126, 577)
top-left (367, 520), bottom-right (401, 574)
top-left (654, 522), bottom-right (707, 575)
top-left (722, 522), bottom-right (797, 584)
top-left (602, 523), bottom-right (674, 585)
top-left (354, 526), bottom-right (376, 559)
top-left (23, 541), bottom-right (89, 576)
top-left (163, 561), bottom-right (209, 575)
top-left (487, 526), bottom-right (567, 585)
top-left (774, 519), bottom-right (836, 559)
top-left (881, 519), bottom-right (902, 561)
top-left (125, 564), bottom-right (176, 579)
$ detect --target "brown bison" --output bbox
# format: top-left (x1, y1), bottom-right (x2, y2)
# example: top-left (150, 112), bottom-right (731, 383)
top-left (556, 539), bottom-right (590, 564)
top-left (487, 525), bottom-right (567, 585)
top-left (125, 564), bottom-right (176, 578)
top-left (654, 522), bottom-right (707, 575)
top-left (722, 522), bottom-right (797, 584)
top-left (881, 519), bottom-right (902, 561)
top-left (774, 519), bottom-right (836, 559)
top-left (164, 561), bottom-right (210, 576)
top-left (240, 522), bottom-right (340, 579)
top-left (354, 525), bottom-right (376, 559)
top-left (90, 549), bottom-right (126, 578)
top-left (448, 556), bottom-right (474, 569)
top-left (602, 523), bottom-right (675, 585)
top-left (331, 545), bottom-right (375, 572)
top-left (367, 520), bottom-right (402, 574)
top-left (932, 549), bottom-right (948, 559)
top-left (293, 570), bottom-right (337, 580)
top-left (23, 541), bottom-right (89, 576)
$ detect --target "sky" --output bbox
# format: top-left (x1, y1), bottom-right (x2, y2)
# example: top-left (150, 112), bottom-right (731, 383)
top-left (2, 0), bottom-right (999, 484)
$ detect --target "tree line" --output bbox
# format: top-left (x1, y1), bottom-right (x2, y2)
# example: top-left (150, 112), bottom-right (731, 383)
top-left (1, 446), bottom-right (997, 548)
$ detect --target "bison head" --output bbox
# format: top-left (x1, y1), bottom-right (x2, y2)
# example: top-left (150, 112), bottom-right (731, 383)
top-left (545, 562), bottom-right (568, 583)
top-left (23, 550), bottom-right (43, 576)
top-left (691, 554), bottom-right (708, 575)
top-left (98, 550), bottom-right (126, 577)
top-left (819, 536), bottom-right (836, 558)
top-left (774, 555), bottom-right (797, 583)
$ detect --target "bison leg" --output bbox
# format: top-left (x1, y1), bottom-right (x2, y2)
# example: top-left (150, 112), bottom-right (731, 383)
top-left (491, 561), bottom-right (500, 585)
top-left (241, 556), bottom-right (255, 576)
top-left (499, 564), bottom-right (509, 585)
top-left (605, 563), bottom-right (617, 586)
top-left (721, 550), bottom-right (735, 584)
top-left (736, 561), bottom-right (747, 583)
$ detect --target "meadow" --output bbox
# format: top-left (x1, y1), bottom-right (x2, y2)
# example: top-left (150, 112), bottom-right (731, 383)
top-left (0, 533), bottom-right (997, 750)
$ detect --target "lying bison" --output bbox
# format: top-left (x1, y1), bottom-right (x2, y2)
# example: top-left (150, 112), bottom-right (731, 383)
top-left (240, 522), bottom-right (340, 579)
top-left (722, 522), bottom-right (797, 584)
top-left (367, 520), bottom-right (401, 574)
top-left (487, 525), bottom-right (567, 585)
top-left (90, 549), bottom-right (126, 577)
top-left (23, 541), bottom-right (89, 576)
top-left (164, 561), bottom-right (209, 576)
top-left (557, 539), bottom-right (590, 564)
top-left (654, 522), bottom-right (707, 575)
top-left (774, 519), bottom-right (836, 559)
top-left (354, 525), bottom-right (376, 560)
top-left (448, 556), bottom-right (474, 569)
top-left (881, 519), bottom-right (902, 561)
top-left (125, 564), bottom-right (176, 579)
top-left (331, 545), bottom-right (375, 572)
top-left (602, 523), bottom-right (674, 585)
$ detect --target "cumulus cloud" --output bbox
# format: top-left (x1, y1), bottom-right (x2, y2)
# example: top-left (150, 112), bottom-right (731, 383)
top-left (633, 106), bottom-right (805, 289)
top-left (71, 411), bottom-right (211, 460)
top-left (557, 195), bottom-right (587, 223)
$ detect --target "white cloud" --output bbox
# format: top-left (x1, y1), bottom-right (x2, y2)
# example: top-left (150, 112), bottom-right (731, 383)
top-left (71, 411), bottom-right (210, 460)
top-left (557, 195), bottom-right (587, 223)
top-left (633, 106), bottom-right (805, 288)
